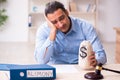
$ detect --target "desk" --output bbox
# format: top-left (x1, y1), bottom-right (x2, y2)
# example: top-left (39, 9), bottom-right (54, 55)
top-left (53, 64), bottom-right (120, 80)
top-left (114, 27), bottom-right (120, 63)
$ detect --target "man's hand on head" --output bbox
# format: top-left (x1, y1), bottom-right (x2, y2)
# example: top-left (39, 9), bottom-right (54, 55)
top-left (44, 15), bottom-right (57, 41)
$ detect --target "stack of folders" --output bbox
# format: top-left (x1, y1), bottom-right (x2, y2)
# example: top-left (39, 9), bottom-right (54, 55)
top-left (0, 64), bottom-right (56, 80)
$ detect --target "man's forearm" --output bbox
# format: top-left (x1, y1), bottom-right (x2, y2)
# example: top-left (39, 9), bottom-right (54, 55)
top-left (96, 51), bottom-right (107, 65)
top-left (34, 38), bottom-right (54, 64)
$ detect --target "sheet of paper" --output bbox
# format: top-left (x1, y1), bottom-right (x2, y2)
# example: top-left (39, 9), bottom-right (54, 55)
top-left (53, 65), bottom-right (79, 73)
top-left (0, 71), bottom-right (10, 80)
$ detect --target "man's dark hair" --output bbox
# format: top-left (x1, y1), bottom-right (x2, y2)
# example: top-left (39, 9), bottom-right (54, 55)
top-left (45, 1), bottom-right (66, 16)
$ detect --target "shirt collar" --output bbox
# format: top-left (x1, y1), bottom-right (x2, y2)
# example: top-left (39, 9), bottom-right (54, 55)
top-left (69, 16), bottom-right (78, 33)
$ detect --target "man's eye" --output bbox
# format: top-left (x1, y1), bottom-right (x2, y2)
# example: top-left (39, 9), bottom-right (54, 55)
top-left (59, 15), bottom-right (65, 21)
top-left (51, 21), bottom-right (57, 24)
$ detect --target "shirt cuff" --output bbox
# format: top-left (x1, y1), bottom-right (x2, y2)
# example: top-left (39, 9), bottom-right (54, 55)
top-left (44, 37), bottom-right (54, 48)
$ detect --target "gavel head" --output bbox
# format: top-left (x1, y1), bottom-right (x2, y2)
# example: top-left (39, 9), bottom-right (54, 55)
top-left (84, 63), bottom-right (104, 79)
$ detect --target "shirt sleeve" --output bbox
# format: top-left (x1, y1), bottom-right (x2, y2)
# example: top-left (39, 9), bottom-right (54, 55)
top-left (34, 25), bottom-right (54, 64)
top-left (83, 23), bottom-right (107, 64)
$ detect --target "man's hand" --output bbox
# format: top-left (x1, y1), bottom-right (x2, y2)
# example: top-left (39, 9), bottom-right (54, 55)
top-left (88, 51), bottom-right (97, 67)
top-left (44, 15), bottom-right (57, 41)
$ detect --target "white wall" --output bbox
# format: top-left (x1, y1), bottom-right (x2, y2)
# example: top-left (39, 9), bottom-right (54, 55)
top-left (98, 0), bottom-right (120, 42)
top-left (0, 0), bottom-right (28, 42)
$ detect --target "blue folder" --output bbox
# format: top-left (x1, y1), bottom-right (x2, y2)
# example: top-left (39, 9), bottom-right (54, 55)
top-left (0, 64), bottom-right (56, 80)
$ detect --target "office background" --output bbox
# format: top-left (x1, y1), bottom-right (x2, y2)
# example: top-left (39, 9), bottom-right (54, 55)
top-left (0, 0), bottom-right (120, 64)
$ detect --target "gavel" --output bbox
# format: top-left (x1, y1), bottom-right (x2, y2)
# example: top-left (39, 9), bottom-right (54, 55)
top-left (84, 63), bottom-right (120, 79)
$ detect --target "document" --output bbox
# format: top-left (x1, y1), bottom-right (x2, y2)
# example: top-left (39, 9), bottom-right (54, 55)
top-left (53, 65), bottom-right (79, 73)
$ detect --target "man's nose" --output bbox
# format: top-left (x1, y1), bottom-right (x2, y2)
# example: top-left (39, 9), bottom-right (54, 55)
top-left (57, 21), bottom-right (63, 27)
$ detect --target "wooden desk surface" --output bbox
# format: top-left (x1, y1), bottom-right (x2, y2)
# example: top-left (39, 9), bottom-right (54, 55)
top-left (53, 64), bottom-right (120, 80)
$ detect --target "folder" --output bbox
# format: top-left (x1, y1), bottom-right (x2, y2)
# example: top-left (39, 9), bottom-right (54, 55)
top-left (0, 64), bottom-right (56, 80)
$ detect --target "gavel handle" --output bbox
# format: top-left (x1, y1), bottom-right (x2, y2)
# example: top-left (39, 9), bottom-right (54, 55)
top-left (102, 67), bottom-right (120, 74)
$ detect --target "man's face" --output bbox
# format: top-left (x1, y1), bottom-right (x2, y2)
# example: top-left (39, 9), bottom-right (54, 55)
top-left (47, 9), bottom-right (70, 33)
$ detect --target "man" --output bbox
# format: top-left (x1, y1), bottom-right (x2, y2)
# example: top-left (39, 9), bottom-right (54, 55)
top-left (34, 1), bottom-right (107, 66)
